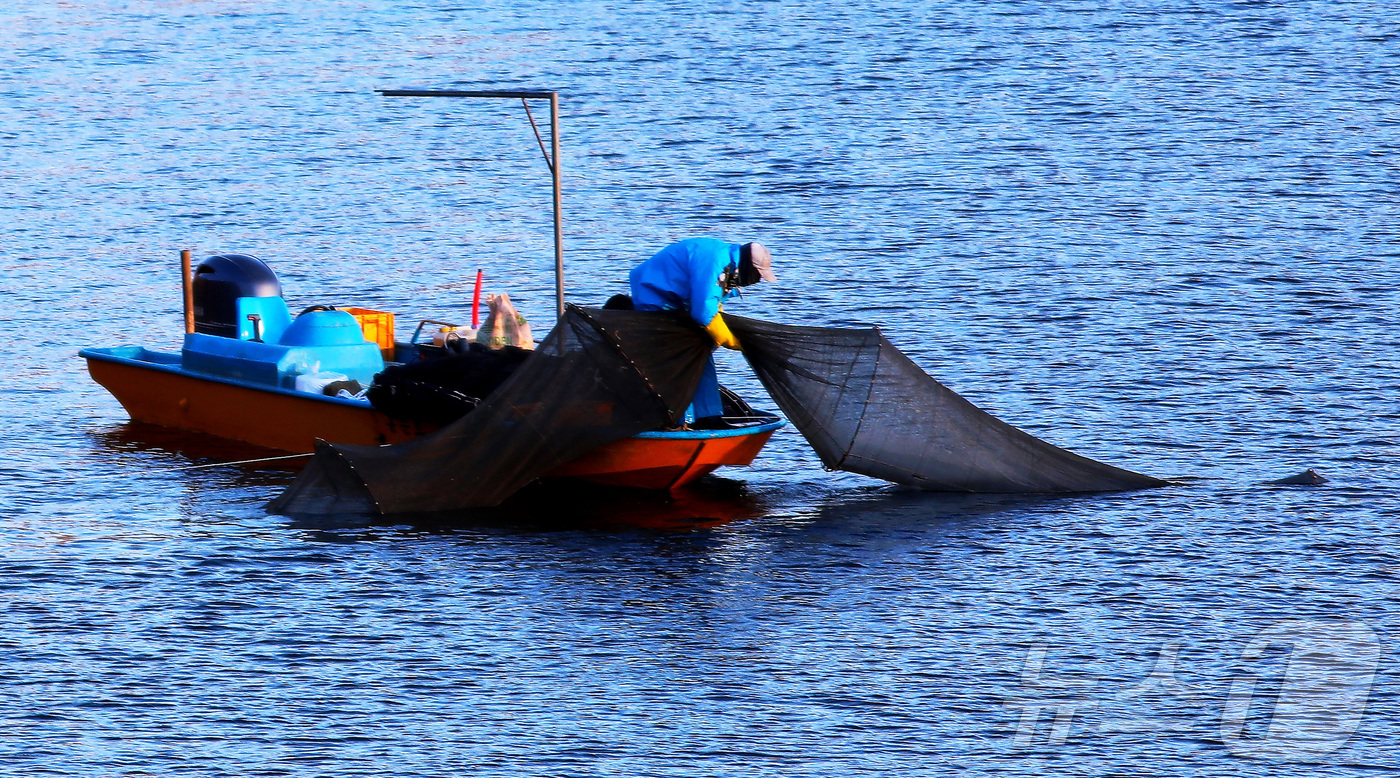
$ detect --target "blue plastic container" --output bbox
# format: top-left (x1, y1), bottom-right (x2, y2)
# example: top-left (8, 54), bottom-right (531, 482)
top-left (181, 308), bottom-right (385, 389)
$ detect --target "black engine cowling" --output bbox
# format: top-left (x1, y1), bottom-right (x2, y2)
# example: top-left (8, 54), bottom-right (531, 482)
top-left (192, 254), bottom-right (282, 338)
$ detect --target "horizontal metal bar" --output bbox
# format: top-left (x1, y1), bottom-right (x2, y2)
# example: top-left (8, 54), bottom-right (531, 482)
top-left (377, 89), bottom-right (556, 99)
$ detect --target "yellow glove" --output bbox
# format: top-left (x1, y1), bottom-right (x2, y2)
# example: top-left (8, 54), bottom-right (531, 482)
top-left (705, 312), bottom-right (741, 350)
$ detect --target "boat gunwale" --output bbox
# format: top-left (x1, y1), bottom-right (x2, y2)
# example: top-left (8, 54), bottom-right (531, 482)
top-left (633, 419), bottom-right (785, 440)
top-left (80, 345), bottom-right (376, 409)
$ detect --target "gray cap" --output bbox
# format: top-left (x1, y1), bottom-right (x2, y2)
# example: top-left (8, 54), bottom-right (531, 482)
top-left (744, 242), bottom-right (777, 282)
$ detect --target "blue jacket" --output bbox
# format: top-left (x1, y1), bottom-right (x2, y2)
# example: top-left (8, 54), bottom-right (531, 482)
top-left (629, 238), bottom-right (740, 326)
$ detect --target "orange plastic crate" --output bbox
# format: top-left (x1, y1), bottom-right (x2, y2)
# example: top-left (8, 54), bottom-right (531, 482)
top-left (342, 307), bottom-right (396, 356)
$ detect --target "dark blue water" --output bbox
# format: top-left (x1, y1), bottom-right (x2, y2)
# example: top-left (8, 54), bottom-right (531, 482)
top-left (3, 1), bottom-right (1398, 774)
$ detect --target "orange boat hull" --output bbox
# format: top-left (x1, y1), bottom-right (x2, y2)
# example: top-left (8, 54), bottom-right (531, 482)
top-left (85, 352), bottom-right (777, 490)
top-left (547, 430), bottom-right (774, 489)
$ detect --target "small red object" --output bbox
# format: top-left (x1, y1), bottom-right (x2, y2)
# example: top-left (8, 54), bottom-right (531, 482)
top-left (471, 269), bottom-right (484, 328)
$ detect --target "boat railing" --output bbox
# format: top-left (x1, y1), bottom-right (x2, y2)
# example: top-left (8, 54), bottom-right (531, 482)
top-left (409, 319), bottom-right (466, 346)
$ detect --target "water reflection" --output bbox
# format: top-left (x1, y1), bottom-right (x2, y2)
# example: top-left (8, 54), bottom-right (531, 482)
top-left (85, 421), bottom-right (1135, 537)
top-left (89, 427), bottom-right (298, 504)
top-left (807, 487), bottom-right (1077, 527)
top-left (285, 476), bottom-right (773, 534)
top-left (90, 421), bottom-right (308, 474)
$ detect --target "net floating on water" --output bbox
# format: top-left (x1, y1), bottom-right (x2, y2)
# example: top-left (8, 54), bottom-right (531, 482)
top-left (727, 315), bottom-right (1165, 494)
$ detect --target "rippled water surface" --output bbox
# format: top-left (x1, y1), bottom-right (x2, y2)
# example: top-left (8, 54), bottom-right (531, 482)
top-left (3, 1), bottom-right (1399, 774)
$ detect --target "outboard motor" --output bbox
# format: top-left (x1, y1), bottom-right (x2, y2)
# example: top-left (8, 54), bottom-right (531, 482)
top-left (192, 254), bottom-right (282, 338)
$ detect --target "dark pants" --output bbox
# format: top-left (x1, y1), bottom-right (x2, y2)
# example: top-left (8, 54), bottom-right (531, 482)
top-left (691, 355), bottom-right (723, 420)
top-left (631, 303), bottom-right (723, 421)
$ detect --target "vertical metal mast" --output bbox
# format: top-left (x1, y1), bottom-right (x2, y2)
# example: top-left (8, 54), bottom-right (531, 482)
top-left (377, 88), bottom-right (565, 320)
top-left (549, 93), bottom-right (562, 321)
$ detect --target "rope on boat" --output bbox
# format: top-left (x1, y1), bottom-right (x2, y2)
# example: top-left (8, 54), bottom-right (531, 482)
top-left (37, 452), bottom-right (316, 482)
top-left (148, 453), bottom-right (314, 472)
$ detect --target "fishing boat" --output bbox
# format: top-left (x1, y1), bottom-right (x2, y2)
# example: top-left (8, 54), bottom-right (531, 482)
top-left (81, 254), bottom-right (783, 490)
top-left (81, 88), bottom-right (784, 491)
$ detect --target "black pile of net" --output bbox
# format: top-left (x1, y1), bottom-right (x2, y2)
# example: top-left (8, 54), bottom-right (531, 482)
top-left (268, 307), bottom-right (714, 515)
top-left (269, 310), bottom-right (1162, 516)
top-left (726, 315), bottom-right (1166, 493)
top-left (367, 342), bottom-right (532, 426)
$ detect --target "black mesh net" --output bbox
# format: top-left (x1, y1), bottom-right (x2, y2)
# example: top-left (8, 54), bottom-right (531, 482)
top-left (726, 315), bottom-right (1165, 493)
top-left (367, 343), bottom-right (532, 426)
top-left (268, 307), bottom-right (714, 515)
top-left (269, 309), bottom-right (1163, 517)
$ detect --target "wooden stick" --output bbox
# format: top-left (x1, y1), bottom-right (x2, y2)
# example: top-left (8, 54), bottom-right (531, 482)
top-left (181, 249), bottom-right (195, 334)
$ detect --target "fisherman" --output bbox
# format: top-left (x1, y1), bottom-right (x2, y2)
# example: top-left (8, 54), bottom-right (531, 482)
top-left (627, 237), bottom-right (776, 427)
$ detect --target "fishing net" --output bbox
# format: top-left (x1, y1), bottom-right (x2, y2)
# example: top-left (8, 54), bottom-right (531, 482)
top-left (367, 342), bottom-right (532, 426)
top-left (270, 308), bottom-right (1162, 517)
top-left (726, 315), bottom-right (1165, 493)
top-left (268, 307), bottom-right (714, 515)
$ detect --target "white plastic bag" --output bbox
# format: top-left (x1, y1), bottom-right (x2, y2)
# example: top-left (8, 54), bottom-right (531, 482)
top-left (475, 292), bottom-right (534, 350)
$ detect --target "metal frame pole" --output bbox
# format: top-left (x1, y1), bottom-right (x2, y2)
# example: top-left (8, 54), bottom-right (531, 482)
top-left (377, 88), bottom-right (566, 320)
top-left (550, 93), bottom-right (563, 320)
